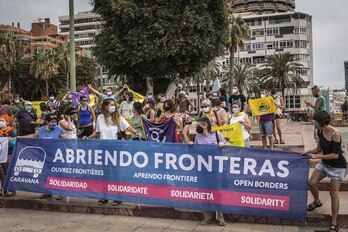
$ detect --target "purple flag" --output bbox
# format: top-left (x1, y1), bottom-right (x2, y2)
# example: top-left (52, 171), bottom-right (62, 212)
top-left (142, 118), bottom-right (177, 143)
top-left (71, 87), bottom-right (90, 106)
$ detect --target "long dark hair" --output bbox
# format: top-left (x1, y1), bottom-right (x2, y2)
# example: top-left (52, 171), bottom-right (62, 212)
top-left (133, 102), bottom-right (144, 115)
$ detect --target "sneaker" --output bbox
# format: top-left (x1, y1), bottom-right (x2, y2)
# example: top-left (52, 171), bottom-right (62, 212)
top-left (97, 199), bottom-right (109, 205)
top-left (56, 196), bottom-right (65, 200)
top-left (111, 200), bottom-right (122, 206)
top-left (40, 194), bottom-right (52, 199)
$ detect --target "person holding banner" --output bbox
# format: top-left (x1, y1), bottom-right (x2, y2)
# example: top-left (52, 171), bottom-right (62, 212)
top-left (89, 98), bottom-right (142, 205)
top-left (259, 90), bottom-right (274, 150)
top-left (229, 101), bottom-right (251, 147)
top-left (189, 117), bottom-right (227, 226)
top-left (143, 98), bottom-right (156, 123)
top-left (302, 111), bottom-right (346, 232)
top-left (0, 114), bottom-right (16, 197)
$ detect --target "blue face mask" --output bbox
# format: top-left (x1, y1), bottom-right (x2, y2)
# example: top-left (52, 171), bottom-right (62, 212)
top-left (232, 108), bottom-right (239, 114)
top-left (49, 123), bottom-right (57, 130)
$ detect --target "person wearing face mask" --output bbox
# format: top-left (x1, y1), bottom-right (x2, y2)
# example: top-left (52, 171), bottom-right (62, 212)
top-left (259, 90), bottom-right (274, 149)
top-left (228, 85), bottom-right (247, 113)
top-left (301, 111), bottom-right (346, 232)
top-left (77, 96), bottom-right (96, 139)
top-left (88, 84), bottom-right (128, 101)
top-left (48, 93), bottom-right (61, 108)
top-left (15, 101), bottom-right (38, 136)
top-left (18, 113), bottom-right (68, 199)
top-left (229, 101), bottom-right (252, 147)
top-left (143, 98), bottom-right (156, 123)
top-left (211, 98), bottom-right (228, 126)
top-left (188, 117), bottom-right (226, 226)
top-left (0, 114), bottom-right (16, 197)
top-left (11, 94), bottom-right (24, 116)
top-left (119, 92), bottom-right (134, 121)
top-left (155, 94), bottom-right (166, 119)
top-left (176, 91), bottom-right (193, 114)
top-left (89, 98), bottom-right (141, 206)
top-left (305, 85), bottom-right (327, 139)
top-left (271, 89), bottom-right (285, 144)
top-left (198, 99), bottom-right (218, 127)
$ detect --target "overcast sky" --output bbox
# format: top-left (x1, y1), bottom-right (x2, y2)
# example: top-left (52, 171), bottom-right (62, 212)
top-left (0, 0), bottom-right (347, 89)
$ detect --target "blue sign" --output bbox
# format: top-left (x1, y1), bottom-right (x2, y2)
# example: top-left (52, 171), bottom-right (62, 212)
top-left (4, 139), bottom-right (309, 221)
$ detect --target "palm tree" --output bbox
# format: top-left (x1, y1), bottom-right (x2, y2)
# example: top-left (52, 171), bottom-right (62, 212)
top-left (259, 52), bottom-right (305, 98)
top-left (30, 50), bottom-right (59, 98)
top-left (227, 14), bottom-right (250, 94)
top-left (0, 35), bottom-right (26, 95)
top-left (55, 42), bottom-right (70, 90)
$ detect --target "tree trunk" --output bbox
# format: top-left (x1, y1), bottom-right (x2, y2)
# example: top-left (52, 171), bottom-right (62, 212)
top-left (229, 46), bottom-right (235, 95)
top-left (8, 72), bottom-right (12, 96)
top-left (45, 79), bottom-right (49, 98)
top-left (145, 76), bottom-right (154, 95)
top-left (164, 78), bottom-right (179, 99)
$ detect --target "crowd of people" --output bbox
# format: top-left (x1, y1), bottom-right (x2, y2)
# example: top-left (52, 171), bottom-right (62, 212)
top-left (0, 84), bottom-right (346, 231)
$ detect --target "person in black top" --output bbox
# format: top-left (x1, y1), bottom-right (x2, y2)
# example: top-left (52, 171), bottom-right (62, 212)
top-left (228, 85), bottom-right (247, 113)
top-left (15, 101), bottom-right (38, 136)
top-left (302, 111), bottom-right (346, 232)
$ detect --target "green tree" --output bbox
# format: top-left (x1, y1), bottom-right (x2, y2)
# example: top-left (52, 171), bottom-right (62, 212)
top-left (0, 35), bottom-right (26, 95)
top-left (259, 52), bottom-right (305, 98)
top-left (227, 15), bottom-right (250, 94)
top-left (222, 63), bottom-right (259, 97)
top-left (29, 50), bottom-right (59, 98)
top-left (76, 56), bottom-right (98, 86)
top-left (55, 42), bottom-right (71, 90)
top-left (92, 0), bottom-right (229, 94)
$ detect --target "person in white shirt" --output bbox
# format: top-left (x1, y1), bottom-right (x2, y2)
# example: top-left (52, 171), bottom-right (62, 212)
top-left (229, 101), bottom-right (252, 147)
top-left (59, 107), bottom-right (78, 139)
top-left (88, 98), bottom-right (141, 206)
top-left (119, 92), bottom-right (134, 120)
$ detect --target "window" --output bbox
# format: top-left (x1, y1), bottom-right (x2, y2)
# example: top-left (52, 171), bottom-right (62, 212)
top-left (295, 40), bottom-right (308, 48)
top-left (293, 54), bottom-right (310, 62)
top-left (253, 42), bottom-right (264, 50)
top-left (266, 27), bottom-right (279, 36)
top-left (294, 27), bottom-right (308, 35)
top-left (252, 29), bottom-right (264, 37)
top-left (269, 17), bottom-right (291, 25)
top-left (285, 96), bottom-right (301, 109)
top-left (253, 56), bottom-right (265, 64)
top-left (295, 68), bottom-right (309, 76)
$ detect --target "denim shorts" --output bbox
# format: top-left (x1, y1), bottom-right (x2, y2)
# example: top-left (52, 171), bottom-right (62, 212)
top-left (259, 121), bottom-right (273, 137)
top-left (315, 161), bottom-right (346, 181)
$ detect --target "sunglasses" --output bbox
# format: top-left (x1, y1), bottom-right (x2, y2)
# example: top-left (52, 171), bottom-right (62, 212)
top-left (201, 105), bottom-right (209, 108)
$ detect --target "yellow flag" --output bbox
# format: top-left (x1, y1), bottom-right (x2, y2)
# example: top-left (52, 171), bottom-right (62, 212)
top-left (248, 96), bottom-right (277, 116)
top-left (88, 94), bottom-right (97, 107)
top-left (212, 123), bottom-right (245, 147)
top-left (32, 101), bottom-right (45, 122)
top-left (128, 88), bottom-right (145, 103)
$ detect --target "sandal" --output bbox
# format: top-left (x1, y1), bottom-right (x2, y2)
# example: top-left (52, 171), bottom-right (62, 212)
top-left (200, 219), bottom-right (214, 225)
top-left (217, 220), bottom-right (227, 226)
top-left (111, 200), bottom-right (122, 206)
top-left (307, 201), bottom-right (322, 211)
top-left (329, 224), bottom-right (339, 232)
top-left (274, 139), bottom-right (279, 144)
top-left (280, 139), bottom-right (285, 144)
top-left (97, 199), bottom-right (109, 205)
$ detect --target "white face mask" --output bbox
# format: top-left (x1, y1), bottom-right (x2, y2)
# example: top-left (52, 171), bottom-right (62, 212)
top-left (49, 96), bottom-right (54, 101)
top-left (15, 99), bottom-right (20, 103)
top-left (107, 91), bottom-right (112, 96)
top-left (232, 89), bottom-right (237, 94)
top-left (108, 106), bottom-right (116, 113)
top-left (0, 121), bottom-right (6, 129)
top-left (202, 108), bottom-right (210, 113)
top-left (261, 94), bottom-right (266, 98)
top-left (232, 108), bottom-right (239, 114)
top-left (25, 105), bottom-right (32, 111)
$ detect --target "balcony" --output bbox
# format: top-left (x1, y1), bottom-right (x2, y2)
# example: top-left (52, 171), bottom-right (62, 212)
top-left (232, 0), bottom-right (244, 5)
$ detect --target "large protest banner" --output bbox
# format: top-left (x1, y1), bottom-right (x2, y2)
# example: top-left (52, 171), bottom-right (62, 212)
top-left (4, 139), bottom-right (309, 221)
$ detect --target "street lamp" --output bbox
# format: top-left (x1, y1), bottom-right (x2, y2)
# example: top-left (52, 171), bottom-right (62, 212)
top-left (69, 0), bottom-right (76, 92)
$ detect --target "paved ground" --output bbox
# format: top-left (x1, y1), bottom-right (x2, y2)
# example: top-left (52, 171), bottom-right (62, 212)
top-left (0, 208), bottom-right (346, 232)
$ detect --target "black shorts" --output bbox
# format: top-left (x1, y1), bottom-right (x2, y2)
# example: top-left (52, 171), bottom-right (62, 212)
top-left (79, 124), bottom-right (94, 138)
top-left (274, 114), bottom-right (282, 120)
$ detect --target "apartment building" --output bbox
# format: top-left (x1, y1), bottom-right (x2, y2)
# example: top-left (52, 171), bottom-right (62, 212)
top-left (329, 89), bottom-right (346, 113)
top-left (345, 61), bottom-right (348, 91)
top-left (59, 11), bottom-right (113, 88)
top-left (231, 0), bottom-right (295, 15)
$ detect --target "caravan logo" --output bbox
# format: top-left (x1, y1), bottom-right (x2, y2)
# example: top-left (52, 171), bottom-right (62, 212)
top-left (13, 146), bottom-right (46, 178)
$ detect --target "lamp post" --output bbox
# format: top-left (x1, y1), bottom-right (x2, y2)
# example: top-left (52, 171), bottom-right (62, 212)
top-left (69, 0), bottom-right (76, 92)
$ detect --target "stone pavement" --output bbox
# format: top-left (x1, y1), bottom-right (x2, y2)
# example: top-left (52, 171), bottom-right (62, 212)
top-left (0, 208), bottom-right (346, 232)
